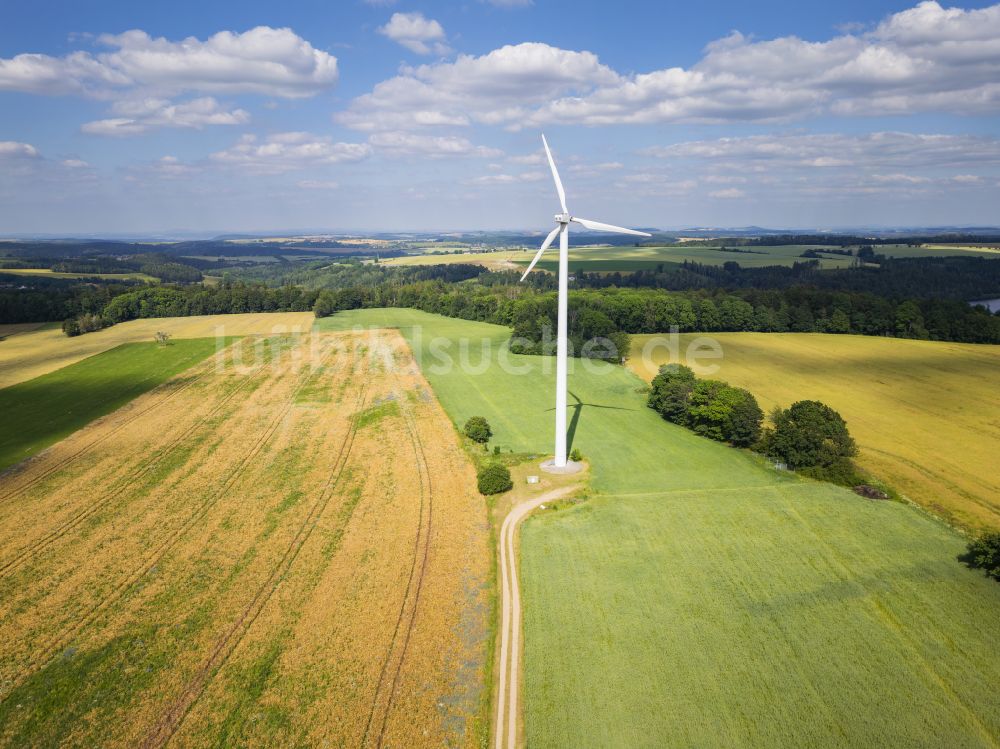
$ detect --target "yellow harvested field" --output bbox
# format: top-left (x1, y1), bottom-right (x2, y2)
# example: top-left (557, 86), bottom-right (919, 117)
top-left (0, 322), bottom-right (47, 339)
top-left (0, 312), bottom-right (314, 388)
top-left (383, 250), bottom-right (529, 271)
top-left (629, 332), bottom-right (1000, 532)
top-left (0, 330), bottom-right (488, 747)
top-left (0, 268), bottom-right (157, 281)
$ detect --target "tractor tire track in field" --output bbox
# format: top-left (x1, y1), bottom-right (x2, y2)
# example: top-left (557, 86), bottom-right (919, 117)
top-left (0, 336), bottom-right (337, 703)
top-left (361, 387), bottom-right (434, 749)
top-left (0, 338), bottom-right (242, 506)
top-left (139, 376), bottom-right (370, 749)
top-left (0, 360), bottom-right (269, 581)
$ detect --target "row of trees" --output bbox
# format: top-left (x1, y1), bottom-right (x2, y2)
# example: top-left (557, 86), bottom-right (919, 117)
top-left (312, 278), bottom-right (1000, 346)
top-left (647, 365), bottom-right (763, 447)
top-left (647, 364), bottom-right (859, 484)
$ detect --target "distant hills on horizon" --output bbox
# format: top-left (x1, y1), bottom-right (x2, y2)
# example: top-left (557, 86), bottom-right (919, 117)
top-left (3, 225), bottom-right (1000, 244)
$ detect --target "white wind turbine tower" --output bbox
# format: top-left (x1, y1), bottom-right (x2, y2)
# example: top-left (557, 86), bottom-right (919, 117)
top-left (522, 135), bottom-right (651, 469)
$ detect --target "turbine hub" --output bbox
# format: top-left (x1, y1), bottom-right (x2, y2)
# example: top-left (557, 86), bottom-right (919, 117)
top-left (555, 213), bottom-right (571, 224)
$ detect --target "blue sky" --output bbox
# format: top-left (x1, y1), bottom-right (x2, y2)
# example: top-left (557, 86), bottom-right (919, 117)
top-left (1, 0), bottom-right (999, 234)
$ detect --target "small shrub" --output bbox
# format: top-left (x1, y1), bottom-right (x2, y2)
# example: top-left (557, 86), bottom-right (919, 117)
top-left (493, 445), bottom-right (501, 455)
top-left (62, 313), bottom-right (108, 337)
top-left (477, 463), bottom-right (513, 495)
top-left (798, 457), bottom-right (865, 487)
top-left (62, 318), bottom-right (81, 337)
top-left (154, 331), bottom-right (171, 346)
top-left (464, 416), bottom-right (492, 444)
top-left (569, 447), bottom-right (582, 462)
top-left (854, 485), bottom-right (889, 500)
top-left (961, 533), bottom-right (1000, 580)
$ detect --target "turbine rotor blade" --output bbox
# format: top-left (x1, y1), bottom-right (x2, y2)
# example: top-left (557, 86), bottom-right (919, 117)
top-left (519, 225), bottom-right (561, 281)
top-left (571, 216), bottom-right (651, 237)
top-left (542, 134), bottom-right (568, 214)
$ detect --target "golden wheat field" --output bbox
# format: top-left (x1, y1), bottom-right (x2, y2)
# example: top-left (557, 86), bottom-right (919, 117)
top-left (629, 332), bottom-right (1000, 532)
top-left (0, 330), bottom-right (488, 748)
top-left (0, 312), bottom-right (315, 388)
top-left (382, 250), bottom-right (526, 271)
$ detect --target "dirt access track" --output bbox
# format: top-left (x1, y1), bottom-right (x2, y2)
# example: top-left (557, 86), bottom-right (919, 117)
top-left (0, 329), bottom-right (489, 748)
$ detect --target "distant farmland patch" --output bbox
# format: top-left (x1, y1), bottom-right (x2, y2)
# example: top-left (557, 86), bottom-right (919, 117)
top-left (0, 268), bottom-right (157, 281)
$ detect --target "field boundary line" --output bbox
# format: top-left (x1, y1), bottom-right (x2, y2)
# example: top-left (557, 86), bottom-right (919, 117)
top-left (0, 335), bottom-right (338, 702)
top-left (0, 337), bottom-right (245, 505)
top-left (596, 483), bottom-right (792, 499)
top-left (140, 352), bottom-right (369, 749)
top-left (361, 351), bottom-right (434, 749)
top-left (0, 358), bottom-right (271, 580)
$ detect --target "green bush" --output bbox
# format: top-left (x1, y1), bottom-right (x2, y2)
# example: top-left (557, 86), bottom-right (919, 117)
top-left (798, 457), bottom-right (866, 487)
top-left (962, 533), bottom-right (1000, 580)
top-left (464, 415), bottom-right (492, 444)
top-left (647, 364), bottom-right (696, 424)
top-left (686, 380), bottom-right (763, 447)
top-left (477, 463), bottom-right (513, 495)
top-left (569, 447), bottom-right (582, 462)
top-left (62, 313), bottom-right (108, 338)
top-left (760, 400), bottom-right (856, 470)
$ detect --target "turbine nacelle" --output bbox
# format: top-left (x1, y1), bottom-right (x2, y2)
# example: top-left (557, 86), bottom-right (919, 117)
top-left (555, 212), bottom-right (571, 224)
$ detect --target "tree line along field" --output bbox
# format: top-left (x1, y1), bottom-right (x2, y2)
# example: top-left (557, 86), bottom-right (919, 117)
top-left (0, 311), bottom-right (314, 388)
top-left (317, 309), bottom-right (1000, 748)
top-left (628, 332), bottom-right (1000, 532)
top-left (0, 330), bottom-right (489, 747)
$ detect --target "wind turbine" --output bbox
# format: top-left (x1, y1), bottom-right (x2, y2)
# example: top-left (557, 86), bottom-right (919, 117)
top-left (522, 135), bottom-right (651, 469)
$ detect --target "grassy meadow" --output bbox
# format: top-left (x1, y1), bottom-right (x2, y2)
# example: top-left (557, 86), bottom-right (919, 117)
top-left (0, 311), bottom-right (314, 388)
top-left (0, 338), bottom-right (223, 472)
top-left (628, 333), bottom-right (1000, 532)
top-left (317, 308), bottom-right (1000, 748)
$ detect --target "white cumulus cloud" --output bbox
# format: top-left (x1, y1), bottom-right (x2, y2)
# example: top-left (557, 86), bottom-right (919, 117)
top-left (82, 97), bottom-right (249, 136)
top-left (0, 27), bottom-right (338, 99)
top-left (378, 12), bottom-right (449, 56)
top-left (0, 141), bottom-right (40, 158)
top-left (339, 2), bottom-right (1000, 131)
top-left (368, 131), bottom-right (502, 158)
top-left (336, 42), bottom-right (617, 131)
top-left (209, 132), bottom-right (371, 173)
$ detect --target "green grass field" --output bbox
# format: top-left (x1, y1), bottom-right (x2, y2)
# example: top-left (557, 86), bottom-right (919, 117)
top-left (528, 244), bottom-right (858, 271)
top-left (317, 309), bottom-right (1000, 748)
top-left (0, 338), bottom-right (222, 472)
